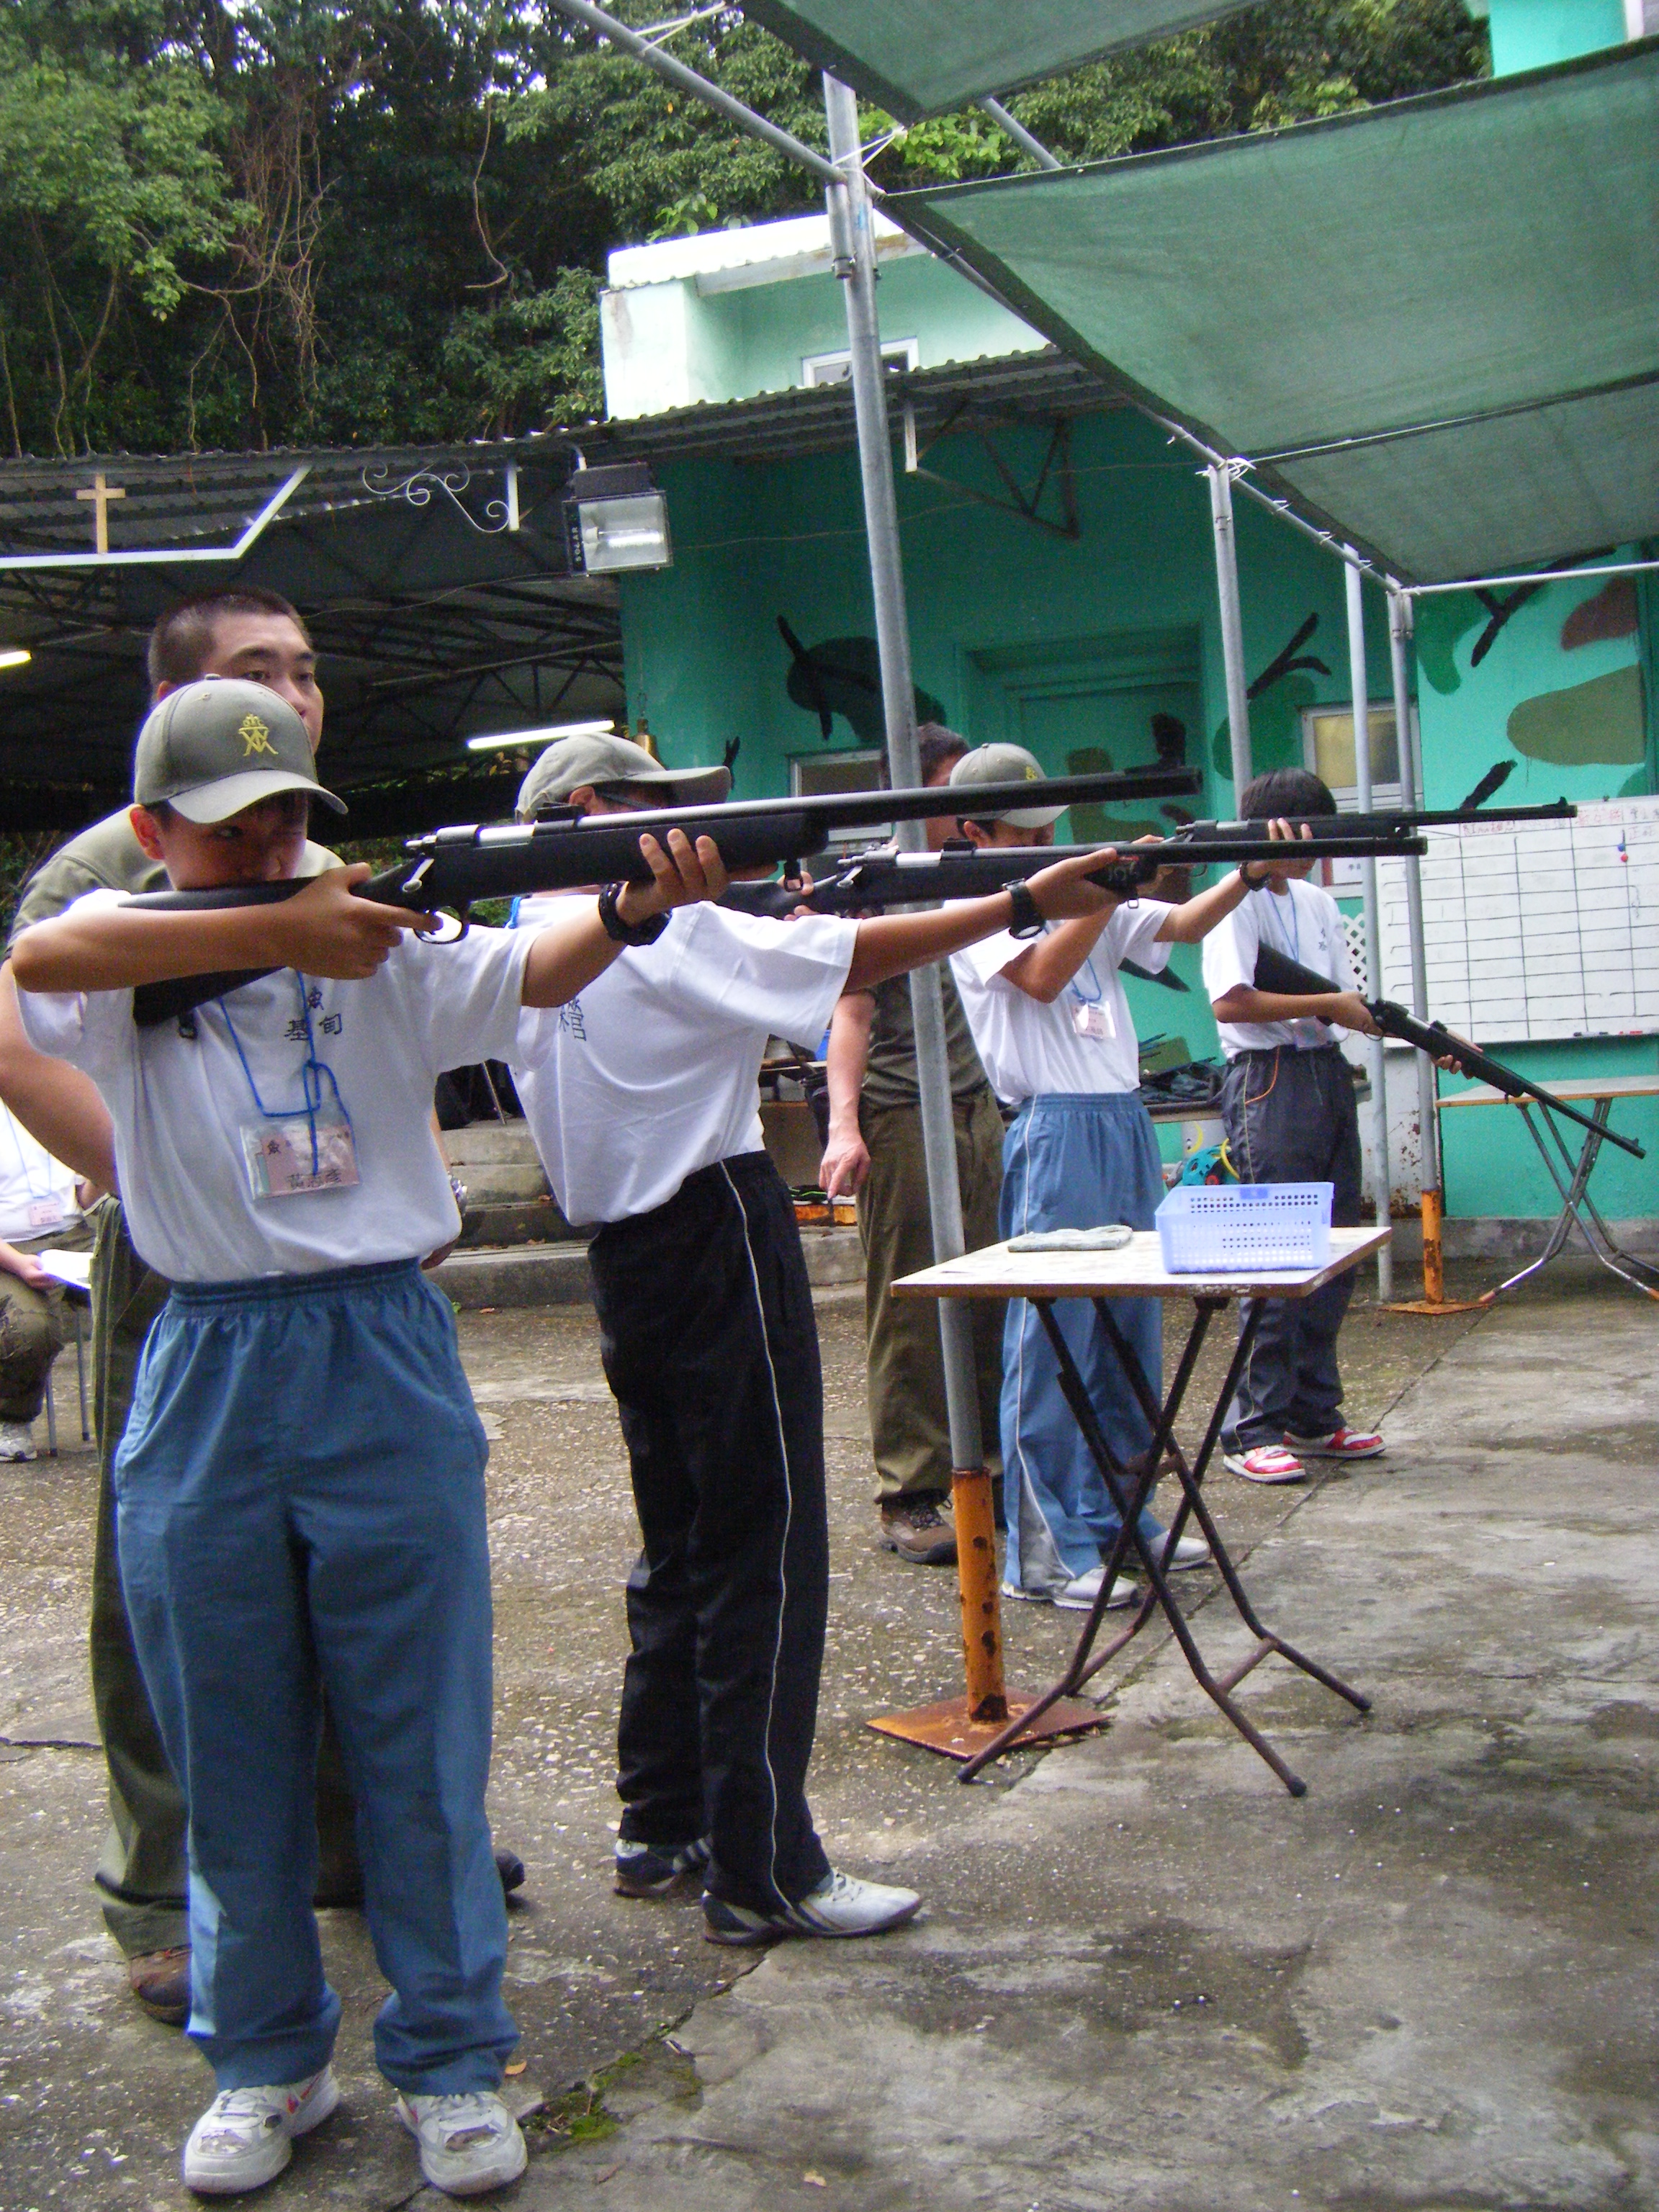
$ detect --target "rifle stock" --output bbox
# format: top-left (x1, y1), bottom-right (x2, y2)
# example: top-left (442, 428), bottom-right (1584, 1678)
top-left (1251, 944), bottom-right (1645, 1161)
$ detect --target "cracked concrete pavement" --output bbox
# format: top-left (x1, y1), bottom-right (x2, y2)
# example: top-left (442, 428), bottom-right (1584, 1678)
top-left (1, 1256), bottom-right (1654, 2209)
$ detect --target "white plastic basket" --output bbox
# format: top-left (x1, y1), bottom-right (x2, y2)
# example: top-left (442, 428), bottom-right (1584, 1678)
top-left (1155, 1182), bottom-right (1333, 1273)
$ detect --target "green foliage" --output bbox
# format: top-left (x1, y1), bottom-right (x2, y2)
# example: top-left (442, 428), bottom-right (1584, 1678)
top-left (0, 0), bottom-right (1489, 457)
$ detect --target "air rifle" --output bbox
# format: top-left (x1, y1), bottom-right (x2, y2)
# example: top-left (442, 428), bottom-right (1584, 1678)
top-left (720, 830), bottom-right (1430, 921)
top-left (719, 795), bottom-right (1573, 919)
top-left (117, 765), bottom-right (1201, 1028)
top-left (1172, 798), bottom-right (1575, 845)
top-left (1251, 943), bottom-right (1645, 1161)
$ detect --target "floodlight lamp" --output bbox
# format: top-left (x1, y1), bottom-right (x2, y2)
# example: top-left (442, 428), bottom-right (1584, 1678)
top-left (466, 719), bottom-right (616, 754)
top-left (563, 462), bottom-right (672, 575)
top-left (0, 648), bottom-right (30, 671)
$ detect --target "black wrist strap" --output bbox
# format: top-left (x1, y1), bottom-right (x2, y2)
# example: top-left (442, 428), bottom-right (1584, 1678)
top-left (1007, 881), bottom-right (1045, 940)
top-left (598, 881), bottom-right (670, 945)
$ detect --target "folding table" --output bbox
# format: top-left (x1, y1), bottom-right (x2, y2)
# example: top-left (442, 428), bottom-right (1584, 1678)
top-left (893, 1226), bottom-right (1390, 1794)
top-left (1437, 1074), bottom-right (1659, 1303)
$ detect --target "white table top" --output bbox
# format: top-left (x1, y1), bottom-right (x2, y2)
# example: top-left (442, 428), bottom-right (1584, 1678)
top-left (893, 1226), bottom-right (1392, 1304)
top-left (1438, 1074), bottom-right (1659, 1109)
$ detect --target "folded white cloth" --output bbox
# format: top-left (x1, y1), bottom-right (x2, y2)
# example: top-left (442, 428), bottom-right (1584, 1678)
top-left (1006, 1225), bottom-right (1133, 1254)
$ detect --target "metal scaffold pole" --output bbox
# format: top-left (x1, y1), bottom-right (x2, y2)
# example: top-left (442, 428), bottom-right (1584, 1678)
top-left (1383, 588), bottom-right (1482, 1316)
top-left (823, 75), bottom-right (999, 1727)
top-left (1207, 464), bottom-right (1254, 799)
top-left (1344, 560), bottom-right (1393, 1300)
top-left (823, 76), bottom-right (1097, 1760)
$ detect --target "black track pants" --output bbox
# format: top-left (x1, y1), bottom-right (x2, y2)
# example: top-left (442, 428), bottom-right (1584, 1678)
top-left (1220, 1046), bottom-right (1364, 1449)
top-left (588, 1151), bottom-right (831, 1912)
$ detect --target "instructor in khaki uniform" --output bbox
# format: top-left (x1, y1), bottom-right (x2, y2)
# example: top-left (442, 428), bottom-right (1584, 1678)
top-left (819, 725), bottom-right (1004, 1566)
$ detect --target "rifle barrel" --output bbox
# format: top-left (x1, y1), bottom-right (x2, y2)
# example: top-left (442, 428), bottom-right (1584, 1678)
top-left (1179, 799), bottom-right (1575, 843)
top-left (1251, 944), bottom-right (1645, 1161)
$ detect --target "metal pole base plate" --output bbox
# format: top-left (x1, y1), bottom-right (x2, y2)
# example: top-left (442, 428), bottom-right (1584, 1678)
top-left (1383, 1296), bottom-right (1489, 1315)
top-left (868, 1694), bottom-right (1105, 1761)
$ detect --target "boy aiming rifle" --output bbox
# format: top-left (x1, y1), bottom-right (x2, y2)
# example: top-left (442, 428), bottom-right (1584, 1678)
top-left (10, 678), bottom-right (725, 2200)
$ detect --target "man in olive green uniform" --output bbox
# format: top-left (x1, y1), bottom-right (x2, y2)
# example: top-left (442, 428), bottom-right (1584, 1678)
top-left (819, 727), bottom-right (1005, 1566)
top-left (1, 590), bottom-right (364, 2019)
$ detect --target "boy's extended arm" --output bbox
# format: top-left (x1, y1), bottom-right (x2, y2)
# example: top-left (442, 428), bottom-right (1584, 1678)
top-left (0, 968), bottom-right (120, 1193)
top-left (820, 992), bottom-right (875, 1197)
top-left (10, 868), bottom-right (419, 994)
top-left (842, 848), bottom-right (1125, 994)
top-left (1153, 865), bottom-right (1256, 944)
top-left (518, 830), bottom-right (728, 1007)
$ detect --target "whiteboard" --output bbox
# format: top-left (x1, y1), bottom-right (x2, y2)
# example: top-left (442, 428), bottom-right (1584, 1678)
top-left (1376, 797), bottom-right (1659, 1042)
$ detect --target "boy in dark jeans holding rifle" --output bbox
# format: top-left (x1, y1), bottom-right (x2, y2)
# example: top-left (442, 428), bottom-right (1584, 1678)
top-left (1200, 770), bottom-right (1387, 1485)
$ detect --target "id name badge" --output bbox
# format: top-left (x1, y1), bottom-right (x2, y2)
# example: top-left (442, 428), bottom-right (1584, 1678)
top-left (241, 1110), bottom-right (360, 1200)
top-left (27, 1195), bottom-right (66, 1231)
top-left (1073, 1002), bottom-right (1113, 1042)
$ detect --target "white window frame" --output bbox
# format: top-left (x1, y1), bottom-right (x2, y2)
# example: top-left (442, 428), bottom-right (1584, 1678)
top-left (790, 747), bottom-right (889, 850)
top-left (801, 338), bottom-right (919, 387)
top-left (1300, 699), bottom-right (1416, 890)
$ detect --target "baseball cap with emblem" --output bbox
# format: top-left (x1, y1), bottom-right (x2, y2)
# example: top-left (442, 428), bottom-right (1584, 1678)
top-left (948, 742), bottom-right (1066, 830)
top-left (134, 678), bottom-right (346, 824)
top-left (517, 731), bottom-right (730, 819)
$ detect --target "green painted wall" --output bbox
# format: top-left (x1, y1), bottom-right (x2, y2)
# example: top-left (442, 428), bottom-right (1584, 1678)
top-left (619, 408), bottom-right (1655, 1220)
top-left (692, 253), bottom-right (1044, 400)
top-left (1481, 0), bottom-right (1629, 76)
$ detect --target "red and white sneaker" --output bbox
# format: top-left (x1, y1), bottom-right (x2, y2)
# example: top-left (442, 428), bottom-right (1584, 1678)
top-left (1222, 1444), bottom-right (1306, 1484)
top-left (1285, 1426), bottom-right (1385, 1460)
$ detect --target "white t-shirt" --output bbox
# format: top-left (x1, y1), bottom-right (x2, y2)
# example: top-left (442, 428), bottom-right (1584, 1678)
top-left (1201, 878), bottom-right (1355, 1056)
top-left (511, 896), bottom-right (855, 1226)
top-left (948, 900), bottom-right (1172, 1104)
top-left (0, 1104), bottom-right (80, 1244)
top-left (16, 894), bottom-right (533, 1282)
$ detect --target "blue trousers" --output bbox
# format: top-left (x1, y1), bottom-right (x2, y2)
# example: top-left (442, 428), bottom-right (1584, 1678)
top-left (999, 1094), bottom-right (1166, 1596)
top-left (115, 1259), bottom-right (516, 2093)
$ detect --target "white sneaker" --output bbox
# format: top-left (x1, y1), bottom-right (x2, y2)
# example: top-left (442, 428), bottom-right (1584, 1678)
top-left (703, 1869), bottom-right (922, 1946)
top-left (1055, 1565), bottom-right (1140, 1611)
top-left (1150, 1530), bottom-right (1211, 1572)
top-left (395, 2089), bottom-right (527, 2197)
top-left (183, 2066), bottom-right (340, 2194)
top-left (0, 1419), bottom-right (37, 1462)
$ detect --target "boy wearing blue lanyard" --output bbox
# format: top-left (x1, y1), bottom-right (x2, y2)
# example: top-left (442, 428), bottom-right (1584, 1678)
top-left (947, 745), bottom-right (1268, 1611)
top-left (10, 679), bottom-right (726, 2200)
top-left (1202, 768), bottom-right (1386, 1483)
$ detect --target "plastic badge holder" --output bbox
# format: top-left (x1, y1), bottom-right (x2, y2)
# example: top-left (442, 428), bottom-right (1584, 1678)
top-left (1155, 1182), bottom-right (1334, 1273)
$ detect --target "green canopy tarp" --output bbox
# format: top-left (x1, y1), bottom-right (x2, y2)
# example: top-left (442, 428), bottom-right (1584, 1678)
top-left (741, 1), bottom-right (1251, 122)
top-left (889, 40), bottom-right (1659, 582)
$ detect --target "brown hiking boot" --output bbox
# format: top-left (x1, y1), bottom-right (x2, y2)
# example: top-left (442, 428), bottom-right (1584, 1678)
top-left (128, 1946), bottom-right (191, 2025)
top-left (879, 1495), bottom-right (957, 1566)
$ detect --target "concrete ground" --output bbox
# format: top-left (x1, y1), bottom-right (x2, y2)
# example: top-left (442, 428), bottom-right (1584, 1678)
top-left (1, 1253), bottom-right (1655, 2209)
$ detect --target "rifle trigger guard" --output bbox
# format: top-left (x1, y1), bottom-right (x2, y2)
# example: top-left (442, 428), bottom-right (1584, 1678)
top-left (423, 905), bottom-right (469, 945)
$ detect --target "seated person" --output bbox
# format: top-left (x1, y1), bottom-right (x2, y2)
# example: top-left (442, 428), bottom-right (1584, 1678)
top-left (0, 1099), bottom-right (91, 1460)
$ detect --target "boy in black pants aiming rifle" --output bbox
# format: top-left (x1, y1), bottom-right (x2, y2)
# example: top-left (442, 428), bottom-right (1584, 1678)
top-left (1200, 770), bottom-right (1388, 1485)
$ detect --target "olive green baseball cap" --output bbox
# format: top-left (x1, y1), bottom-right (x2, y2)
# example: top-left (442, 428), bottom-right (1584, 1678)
top-left (516, 731), bottom-right (731, 819)
top-left (133, 678), bottom-right (344, 824)
top-left (948, 742), bottom-right (1066, 830)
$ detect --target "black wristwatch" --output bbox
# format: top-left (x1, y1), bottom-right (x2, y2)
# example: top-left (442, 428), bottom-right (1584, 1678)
top-left (1240, 860), bottom-right (1270, 889)
top-left (598, 881), bottom-right (670, 946)
top-left (1007, 881), bottom-right (1046, 940)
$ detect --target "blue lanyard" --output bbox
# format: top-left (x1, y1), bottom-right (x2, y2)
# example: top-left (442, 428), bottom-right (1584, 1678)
top-left (1259, 884), bottom-right (1303, 968)
top-left (214, 972), bottom-right (349, 1178)
top-left (1065, 942), bottom-right (1105, 1007)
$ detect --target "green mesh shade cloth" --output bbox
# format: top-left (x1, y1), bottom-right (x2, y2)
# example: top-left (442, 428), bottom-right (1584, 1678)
top-left (891, 41), bottom-right (1659, 582)
top-left (741, 1), bottom-right (1251, 122)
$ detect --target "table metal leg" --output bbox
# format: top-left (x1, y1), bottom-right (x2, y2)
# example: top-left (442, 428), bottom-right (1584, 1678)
top-left (959, 1290), bottom-right (1370, 1795)
top-left (958, 1295), bottom-right (1215, 1781)
top-left (1491, 1102), bottom-right (1659, 1303)
top-left (1092, 1298), bottom-right (1372, 1727)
